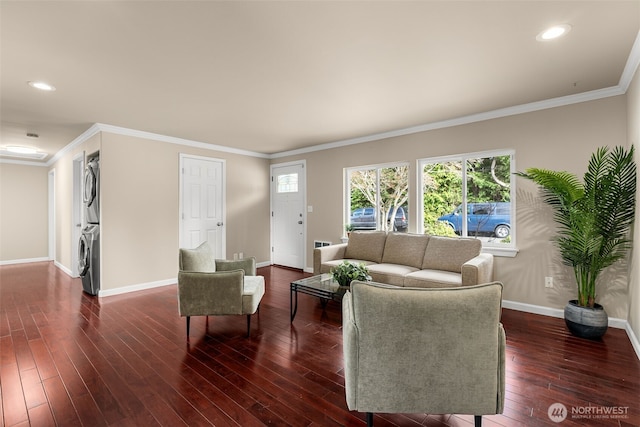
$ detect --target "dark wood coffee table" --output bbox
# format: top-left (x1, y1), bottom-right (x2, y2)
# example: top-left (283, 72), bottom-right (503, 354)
top-left (290, 274), bottom-right (349, 322)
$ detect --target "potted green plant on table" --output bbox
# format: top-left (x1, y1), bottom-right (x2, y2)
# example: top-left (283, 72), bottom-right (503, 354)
top-left (518, 146), bottom-right (636, 339)
top-left (331, 261), bottom-right (371, 287)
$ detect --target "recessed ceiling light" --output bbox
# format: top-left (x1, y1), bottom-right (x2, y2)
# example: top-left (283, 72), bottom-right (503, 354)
top-left (0, 145), bottom-right (47, 160)
top-left (28, 81), bottom-right (56, 91)
top-left (6, 145), bottom-right (38, 154)
top-left (537, 24), bottom-right (572, 41)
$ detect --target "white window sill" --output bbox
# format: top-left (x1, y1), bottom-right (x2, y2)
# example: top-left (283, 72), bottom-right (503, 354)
top-left (482, 246), bottom-right (519, 258)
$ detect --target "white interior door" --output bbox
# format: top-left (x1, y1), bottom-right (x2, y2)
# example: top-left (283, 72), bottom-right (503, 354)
top-left (271, 162), bottom-right (305, 269)
top-left (180, 155), bottom-right (225, 258)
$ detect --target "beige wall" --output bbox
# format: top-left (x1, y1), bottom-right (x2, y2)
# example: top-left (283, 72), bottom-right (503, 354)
top-left (628, 65), bottom-right (640, 343)
top-left (42, 130), bottom-right (270, 291)
top-left (277, 96), bottom-right (631, 318)
top-left (0, 163), bottom-right (49, 261)
top-left (1, 89), bottom-right (637, 331)
top-left (99, 132), bottom-right (270, 291)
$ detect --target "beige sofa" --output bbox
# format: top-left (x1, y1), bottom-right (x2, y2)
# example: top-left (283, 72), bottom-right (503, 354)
top-left (313, 231), bottom-right (493, 288)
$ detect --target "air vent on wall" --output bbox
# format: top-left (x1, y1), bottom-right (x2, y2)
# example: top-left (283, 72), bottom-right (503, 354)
top-left (314, 240), bottom-right (332, 248)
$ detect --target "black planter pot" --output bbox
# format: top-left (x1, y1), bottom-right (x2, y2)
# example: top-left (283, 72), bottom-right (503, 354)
top-left (564, 300), bottom-right (608, 339)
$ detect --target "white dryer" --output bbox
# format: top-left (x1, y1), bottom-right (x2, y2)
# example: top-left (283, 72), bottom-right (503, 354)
top-left (84, 156), bottom-right (100, 224)
top-left (79, 224), bottom-right (100, 295)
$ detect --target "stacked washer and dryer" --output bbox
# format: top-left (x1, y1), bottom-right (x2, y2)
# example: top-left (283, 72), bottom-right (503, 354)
top-left (78, 154), bottom-right (100, 295)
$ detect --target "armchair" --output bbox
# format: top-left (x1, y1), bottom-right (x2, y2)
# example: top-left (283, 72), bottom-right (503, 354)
top-left (342, 281), bottom-right (505, 427)
top-left (178, 242), bottom-right (265, 338)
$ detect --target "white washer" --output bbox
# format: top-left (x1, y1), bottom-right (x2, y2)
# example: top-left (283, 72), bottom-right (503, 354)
top-left (79, 225), bottom-right (100, 295)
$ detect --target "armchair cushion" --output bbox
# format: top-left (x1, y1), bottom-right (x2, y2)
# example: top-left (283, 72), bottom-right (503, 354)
top-left (179, 242), bottom-right (216, 272)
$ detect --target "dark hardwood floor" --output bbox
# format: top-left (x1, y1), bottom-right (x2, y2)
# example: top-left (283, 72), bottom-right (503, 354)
top-left (1, 262), bottom-right (639, 426)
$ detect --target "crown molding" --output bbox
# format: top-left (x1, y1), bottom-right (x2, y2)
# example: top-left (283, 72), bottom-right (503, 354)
top-left (94, 123), bottom-right (270, 159)
top-left (45, 124), bottom-right (102, 167)
top-left (619, 29), bottom-right (640, 92)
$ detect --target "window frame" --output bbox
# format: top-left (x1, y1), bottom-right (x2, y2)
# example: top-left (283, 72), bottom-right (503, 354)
top-left (344, 161), bottom-right (410, 233)
top-left (417, 149), bottom-right (517, 257)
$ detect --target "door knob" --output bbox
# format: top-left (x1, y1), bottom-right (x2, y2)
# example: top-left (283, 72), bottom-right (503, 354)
top-left (298, 220), bottom-right (303, 224)
top-left (217, 222), bottom-right (223, 226)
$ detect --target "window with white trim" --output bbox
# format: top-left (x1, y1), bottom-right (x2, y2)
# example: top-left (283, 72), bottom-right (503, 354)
top-left (418, 150), bottom-right (515, 254)
top-left (345, 163), bottom-right (409, 233)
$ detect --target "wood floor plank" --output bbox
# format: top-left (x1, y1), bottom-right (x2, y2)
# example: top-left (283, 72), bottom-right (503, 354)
top-left (1, 262), bottom-right (639, 426)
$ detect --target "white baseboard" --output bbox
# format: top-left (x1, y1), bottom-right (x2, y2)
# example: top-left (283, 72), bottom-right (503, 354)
top-left (503, 299), bottom-right (639, 360)
top-left (502, 299), bottom-right (627, 329)
top-left (98, 278), bottom-right (176, 298)
top-left (54, 261), bottom-right (73, 277)
top-left (0, 257), bottom-right (50, 266)
top-left (626, 323), bottom-right (640, 361)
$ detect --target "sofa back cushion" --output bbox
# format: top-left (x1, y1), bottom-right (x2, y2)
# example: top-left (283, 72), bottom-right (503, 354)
top-left (381, 233), bottom-right (429, 269)
top-left (422, 236), bottom-right (482, 273)
top-left (344, 231), bottom-right (387, 263)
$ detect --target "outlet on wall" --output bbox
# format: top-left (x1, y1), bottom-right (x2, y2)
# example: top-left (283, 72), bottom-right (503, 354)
top-left (545, 277), bottom-right (554, 288)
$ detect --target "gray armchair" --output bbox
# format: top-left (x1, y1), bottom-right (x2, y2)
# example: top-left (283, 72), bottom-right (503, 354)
top-left (178, 242), bottom-right (265, 338)
top-left (342, 281), bottom-right (505, 427)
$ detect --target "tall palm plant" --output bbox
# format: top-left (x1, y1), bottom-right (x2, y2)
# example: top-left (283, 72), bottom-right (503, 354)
top-left (518, 146), bottom-right (636, 308)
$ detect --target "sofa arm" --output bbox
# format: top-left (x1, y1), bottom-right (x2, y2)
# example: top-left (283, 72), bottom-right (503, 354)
top-left (313, 243), bottom-right (347, 274)
top-left (461, 253), bottom-right (494, 286)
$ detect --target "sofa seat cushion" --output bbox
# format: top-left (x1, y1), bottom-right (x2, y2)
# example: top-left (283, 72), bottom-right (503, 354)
top-left (367, 263), bottom-right (420, 287)
top-left (320, 259), bottom-right (378, 275)
top-left (403, 269), bottom-right (463, 288)
top-left (381, 232), bottom-right (429, 269)
top-left (421, 236), bottom-right (481, 273)
top-left (344, 231), bottom-right (388, 263)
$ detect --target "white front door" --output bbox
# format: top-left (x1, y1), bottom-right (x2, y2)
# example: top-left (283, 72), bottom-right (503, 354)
top-left (271, 162), bottom-right (305, 269)
top-left (180, 155), bottom-right (225, 258)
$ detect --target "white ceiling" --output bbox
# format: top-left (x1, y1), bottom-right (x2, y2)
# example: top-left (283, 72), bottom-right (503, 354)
top-left (1, 1), bottom-right (639, 163)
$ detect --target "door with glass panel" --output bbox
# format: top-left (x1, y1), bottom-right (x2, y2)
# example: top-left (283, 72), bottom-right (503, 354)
top-left (271, 162), bottom-right (305, 269)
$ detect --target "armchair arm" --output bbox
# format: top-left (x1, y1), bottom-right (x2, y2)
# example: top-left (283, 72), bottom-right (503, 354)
top-left (313, 243), bottom-right (347, 274)
top-left (216, 257), bottom-right (256, 276)
top-left (461, 253), bottom-right (494, 286)
top-left (342, 290), bottom-right (358, 410)
top-left (177, 270), bottom-right (244, 316)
